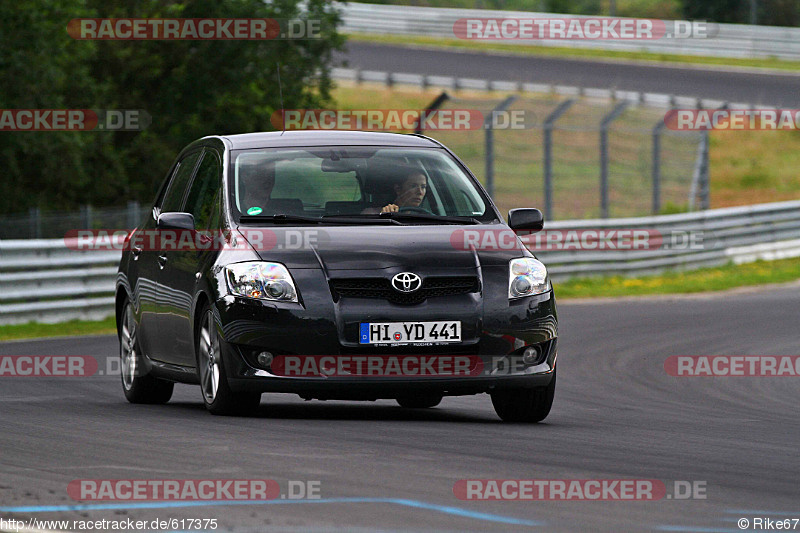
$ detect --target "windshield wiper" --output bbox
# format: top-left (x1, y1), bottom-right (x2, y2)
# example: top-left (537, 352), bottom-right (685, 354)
top-left (241, 214), bottom-right (401, 225)
top-left (239, 214), bottom-right (324, 224)
top-left (376, 212), bottom-right (480, 224)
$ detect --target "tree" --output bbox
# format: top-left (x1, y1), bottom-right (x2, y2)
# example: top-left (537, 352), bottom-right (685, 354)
top-left (0, 0), bottom-right (345, 214)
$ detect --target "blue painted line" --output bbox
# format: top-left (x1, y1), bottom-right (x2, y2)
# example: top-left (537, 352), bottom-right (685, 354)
top-left (0, 497), bottom-right (542, 527)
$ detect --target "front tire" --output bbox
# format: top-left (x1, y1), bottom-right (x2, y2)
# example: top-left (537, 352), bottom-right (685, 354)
top-left (196, 306), bottom-right (260, 416)
top-left (119, 300), bottom-right (174, 404)
top-left (490, 369), bottom-right (556, 423)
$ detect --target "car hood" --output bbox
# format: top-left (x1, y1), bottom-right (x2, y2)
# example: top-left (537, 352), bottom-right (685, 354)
top-left (237, 223), bottom-right (531, 271)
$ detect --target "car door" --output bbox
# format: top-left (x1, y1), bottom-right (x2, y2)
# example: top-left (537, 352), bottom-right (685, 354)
top-left (157, 148), bottom-right (223, 367)
top-left (146, 149), bottom-right (202, 364)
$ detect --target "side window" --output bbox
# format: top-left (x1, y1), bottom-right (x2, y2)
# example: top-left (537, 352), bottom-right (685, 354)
top-left (161, 151), bottom-right (201, 213)
top-left (185, 151), bottom-right (222, 229)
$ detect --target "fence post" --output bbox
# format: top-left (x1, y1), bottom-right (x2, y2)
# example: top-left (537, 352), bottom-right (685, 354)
top-left (699, 130), bottom-right (710, 210)
top-left (543, 99), bottom-right (575, 220)
top-left (484, 95), bottom-right (517, 199)
top-left (415, 92), bottom-right (449, 135)
top-left (699, 103), bottom-right (724, 211)
top-left (652, 117), bottom-right (667, 215)
top-left (599, 102), bottom-right (629, 218)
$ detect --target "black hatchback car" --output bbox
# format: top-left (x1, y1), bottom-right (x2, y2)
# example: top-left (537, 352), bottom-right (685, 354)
top-left (116, 131), bottom-right (558, 421)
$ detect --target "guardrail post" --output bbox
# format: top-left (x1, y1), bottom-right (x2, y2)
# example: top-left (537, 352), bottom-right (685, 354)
top-left (82, 204), bottom-right (93, 230)
top-left (484, 95), bottom-right (517, 200)
top-left (127, 201), bottom-right (141, 229)
top-left (543, 99), bottom-right (575, 220)
top-left (29, 207), bottom-right (41, 239)
top-left (599, 102), bottom-right (629, 218)
top-left (652, 117), bottom-right (667, 215)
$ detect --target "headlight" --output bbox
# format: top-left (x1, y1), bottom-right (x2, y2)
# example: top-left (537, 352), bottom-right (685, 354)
top-left (225, 262), bottom-right (298, 302)
top-left (509, 258), bottom-right (550, 299)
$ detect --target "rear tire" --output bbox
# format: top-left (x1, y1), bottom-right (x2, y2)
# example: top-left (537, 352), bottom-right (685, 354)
top-left (119, 300), bottom-right (174, 404)
top-left (196, 305), bottom-right (260, 416)
top-left (396, 394), bottom-right (443, 409)
top-left (491, 369), bottom-right (556, 423)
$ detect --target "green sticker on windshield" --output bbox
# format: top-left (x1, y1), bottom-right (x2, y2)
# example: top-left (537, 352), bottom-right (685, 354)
top-left (246, 206), bottom-right (263, 216)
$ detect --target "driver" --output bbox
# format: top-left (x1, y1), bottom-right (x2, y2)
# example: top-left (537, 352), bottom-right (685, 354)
top-left (380, 171), bottom-right (428, 213)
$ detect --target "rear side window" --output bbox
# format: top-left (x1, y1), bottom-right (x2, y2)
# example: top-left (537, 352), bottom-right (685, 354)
top-left (161, 151), bottom-right (201, 213)
top-left (185, 151), bottom-right (221, 229)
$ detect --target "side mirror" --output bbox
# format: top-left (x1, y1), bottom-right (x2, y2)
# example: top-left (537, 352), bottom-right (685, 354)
top-left (157, 212), bottom-right (195, 231)
top-left (508, 208), bottom-right (544, 233)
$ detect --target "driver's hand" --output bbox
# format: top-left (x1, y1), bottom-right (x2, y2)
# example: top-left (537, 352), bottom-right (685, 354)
top-left (381, 204), bottom-right (399, 213)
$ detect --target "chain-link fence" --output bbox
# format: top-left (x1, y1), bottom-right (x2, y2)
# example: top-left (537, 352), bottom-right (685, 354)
top-left (430, 92), bottom-right (705, 220)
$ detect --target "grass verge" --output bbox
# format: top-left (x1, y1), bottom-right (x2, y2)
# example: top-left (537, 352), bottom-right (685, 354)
top-left (346, 33), bottom-right (800, 73)
top-left (555, 257), bottom-right (800, 299)
top-left (0, 316), bottom-right (117, 342)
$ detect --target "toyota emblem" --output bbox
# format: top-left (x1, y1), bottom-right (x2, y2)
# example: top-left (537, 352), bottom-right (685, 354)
top-left (391, 272), bottom-right (422, 293)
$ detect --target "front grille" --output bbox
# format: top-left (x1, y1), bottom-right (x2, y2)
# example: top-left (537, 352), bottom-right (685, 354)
top-left (330, 276), bottom-right (479, 305)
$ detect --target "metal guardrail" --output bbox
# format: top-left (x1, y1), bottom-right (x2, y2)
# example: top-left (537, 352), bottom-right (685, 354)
top-left (2, 199), bottom-right (800, 325)
top-left (339, 2), bottom-right (800, 61)
top-left (331, 66), bottom-right (742, 111)
top-left (540, 200), bottom-right (800, 277)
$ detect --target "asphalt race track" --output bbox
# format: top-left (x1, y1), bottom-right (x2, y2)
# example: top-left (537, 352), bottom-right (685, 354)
top-left (1, 284), bottom-right (799, 532)
top-left (339, 42), bottom-right (800, 107)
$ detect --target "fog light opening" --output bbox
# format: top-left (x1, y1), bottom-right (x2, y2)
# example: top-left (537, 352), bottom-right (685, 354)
top-left (522, 346), bottom-right (541, 365)
top-left (257, 351), bottom-right (274, 368)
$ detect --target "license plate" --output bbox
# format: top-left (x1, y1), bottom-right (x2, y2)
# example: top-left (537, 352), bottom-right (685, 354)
top-left (359, 321), bottom-right (461, 344)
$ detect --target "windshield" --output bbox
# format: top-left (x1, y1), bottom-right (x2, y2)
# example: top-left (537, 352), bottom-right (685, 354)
top-left (229, 146), bottom-right (494, 223)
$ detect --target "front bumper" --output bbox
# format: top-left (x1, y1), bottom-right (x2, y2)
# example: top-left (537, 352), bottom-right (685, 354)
top-left (215, 274), bottom-right (558, 398)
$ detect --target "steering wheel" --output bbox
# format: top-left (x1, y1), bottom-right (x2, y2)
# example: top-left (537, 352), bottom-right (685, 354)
top-left (398, 206), bottom-right (432, 214)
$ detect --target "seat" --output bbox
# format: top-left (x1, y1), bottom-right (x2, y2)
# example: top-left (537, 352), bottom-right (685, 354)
top-left (324, 201), bottom-right (368, 216)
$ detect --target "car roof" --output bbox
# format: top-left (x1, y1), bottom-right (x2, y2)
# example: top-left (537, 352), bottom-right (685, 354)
top-left (215, 130), bottom-right (442, 150)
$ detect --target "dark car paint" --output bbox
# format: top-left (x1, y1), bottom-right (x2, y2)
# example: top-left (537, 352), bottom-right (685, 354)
top-left (116, 131), bottom-right (557, 398)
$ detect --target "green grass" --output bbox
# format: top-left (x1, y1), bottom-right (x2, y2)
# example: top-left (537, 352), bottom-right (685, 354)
top-left (555, 257), bottom-right (800, 298)
top-left (346, 32), bottom-right (800, 72)
top-left (0, 316), bottom-right (117, 342)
